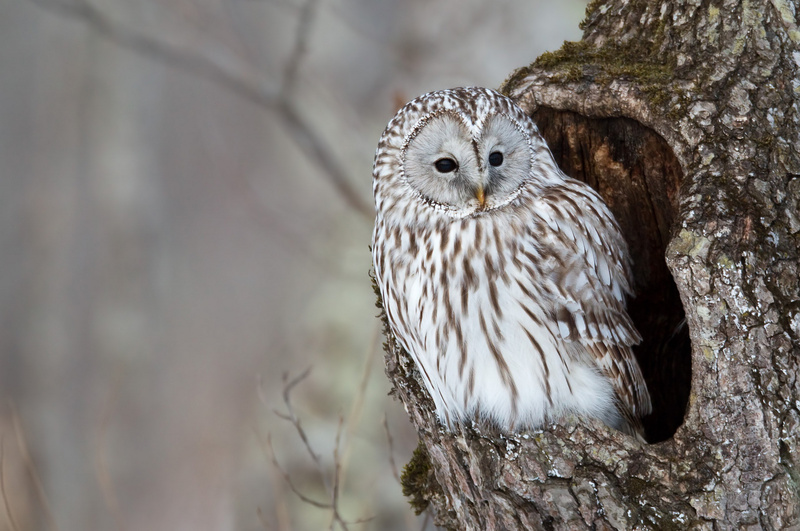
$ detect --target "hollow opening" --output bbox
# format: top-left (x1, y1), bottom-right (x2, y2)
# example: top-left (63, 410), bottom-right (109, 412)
top-left (532, 107), bottom-right (691, 443)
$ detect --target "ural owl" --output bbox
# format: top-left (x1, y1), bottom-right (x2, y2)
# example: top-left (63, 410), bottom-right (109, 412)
top-left (372, 87), bottom-right (651, 438)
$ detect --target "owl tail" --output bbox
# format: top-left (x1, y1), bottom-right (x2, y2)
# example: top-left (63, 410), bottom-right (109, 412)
top-left (615, 397), bottom-right (648, 443)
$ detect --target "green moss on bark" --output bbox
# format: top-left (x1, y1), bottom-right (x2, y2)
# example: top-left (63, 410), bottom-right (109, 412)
top-left (401, 442), bottom-right (434, 515)
top-left (502, 26), bottom-right (679, 110)
top-left (533, 35), bottom-right (673, 85)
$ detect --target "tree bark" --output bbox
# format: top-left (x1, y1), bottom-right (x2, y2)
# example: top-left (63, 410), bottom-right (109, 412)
top-left (379, 0), bottom-right (800, 528)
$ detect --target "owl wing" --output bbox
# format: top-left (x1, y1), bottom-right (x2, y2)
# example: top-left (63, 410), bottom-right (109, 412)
top-left (531, 181), bottom-right (652, 419)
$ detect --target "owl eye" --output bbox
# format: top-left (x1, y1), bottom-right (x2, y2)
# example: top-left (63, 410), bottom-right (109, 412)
top-left (434, 158), bottom-right (458, 173)
top-left (488, 151), bottom-right (503, 167)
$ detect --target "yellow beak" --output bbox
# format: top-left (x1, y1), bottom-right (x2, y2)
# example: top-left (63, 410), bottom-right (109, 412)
top-left (476, 186), bottom-right (486, 208)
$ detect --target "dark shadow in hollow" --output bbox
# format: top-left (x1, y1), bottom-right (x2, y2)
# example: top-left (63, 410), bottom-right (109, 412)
top-left (532, 107), bottom-right (691, 443)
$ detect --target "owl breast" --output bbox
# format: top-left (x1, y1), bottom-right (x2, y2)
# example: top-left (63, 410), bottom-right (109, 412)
top-left (376, 202), bottom-right (623, 432)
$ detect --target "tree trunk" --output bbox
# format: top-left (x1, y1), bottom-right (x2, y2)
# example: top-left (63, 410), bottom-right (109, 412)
top-left (379, 0), bottom-right (800, 528)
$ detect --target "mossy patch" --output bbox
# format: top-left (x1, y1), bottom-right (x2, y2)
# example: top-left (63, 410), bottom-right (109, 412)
top-left (401, 442), bottom-right (434, 515)
top-left (502, 26), bottom-right (680, 110)
top-left (533, 37), bottom-right (673, 87)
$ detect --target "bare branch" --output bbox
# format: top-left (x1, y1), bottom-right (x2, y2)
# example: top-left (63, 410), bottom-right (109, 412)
top-left (261, 433), bottom-right (333, 509)
top-left (275, 99), bottom-right (372, 218)
top-left (262, 439), bottom-right (294, 531)
top-left (28, 0), bottom-right (273, 108)
top-left (339, 322), bottom-right (379, 488)
top-left (265, 371), bottom-right (375, 530)
top-left (280, 0), bottom-right (321, 97)
top-left (93, 370), bottom-right (124, 531)
top-left (239, 0), bottom-right (300, 10)
top-left (256, 506), bottom-right (272, 530)
top-left (274, 369), bottom-right (330, 491)
top-left (27, 0), bottom-right (372, 219)
top-left (260, 417), bottom-right (369, 530)
top-left (228, 165), bottom-right (364, 279)
top-left (329, 415), bottom-right (347, 531)
top-left (282, 367), bottom-right (313, 404)
top-left (382, 415), bottom-right (400, 483)
top-left (10, 406), bottom-right (59, 531)
top-left (0, 439), bottom-right (21, 531)
top-left (272, 410), bottom-right (292, 421)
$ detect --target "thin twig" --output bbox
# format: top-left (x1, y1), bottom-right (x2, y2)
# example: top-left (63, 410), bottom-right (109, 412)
top-left (27, 0), bottom-right (372, 218)
top-left (280, 0), bottom-right (321, 97)
top-left (27, 0), bottom-right (273, 109)
top-left (282, 367), bottom-right (313, 405)
top-left (329, 415), bottom-right (346, 530)
top-left (238, 0), bottom-right (300, 8)
top-left (261, 429), bottom-right (293, 531)
top-left (267, 369), bottom-right (337, 510)
top-left (94, 369), bottom-right (124, 530)
top-left (382, 415), bottom-right (400, 483)
top-left (272, 410), bottom-right (292, 421)
top-left (329, 415), bottom-right (377, 530)
top-left (256, 506), bottom-right (272, 530)
top-left (266, 370), bottom-right (375, 530)
top-left (262, 433), bottom-right (332, 509)
top-left (10, 406), bottom-right (59, 531)
top-left (339, 322), bottom-right (380, 489)
top-left (262, 422), bottom-right (373, 529)
top-left (275, 99), bottom-right (372, 217)
top-left (326, 2), bottom-right (468, 80)
top-left (216, 0), bottom-right (368, 277)
top-left (0, 439), bottom-right (21, 531)
top-left (274, 369), bottom-right (331, 491)
top-left (226, 136), bottom-right (363, 279)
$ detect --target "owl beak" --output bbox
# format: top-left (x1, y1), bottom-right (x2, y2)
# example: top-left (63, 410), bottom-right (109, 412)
top-left (475, 186), bottom-right (486, 208)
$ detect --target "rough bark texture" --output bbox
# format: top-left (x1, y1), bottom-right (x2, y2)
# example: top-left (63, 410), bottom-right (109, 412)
top-left (380, 0), bottom-right (800, 528)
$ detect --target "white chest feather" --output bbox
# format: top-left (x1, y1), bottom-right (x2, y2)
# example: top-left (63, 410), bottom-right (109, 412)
top-left (379, 213), bottom-right (621, 431)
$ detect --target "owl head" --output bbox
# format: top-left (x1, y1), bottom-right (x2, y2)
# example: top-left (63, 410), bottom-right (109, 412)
top-left (373, 87), bottom-right (562, 222)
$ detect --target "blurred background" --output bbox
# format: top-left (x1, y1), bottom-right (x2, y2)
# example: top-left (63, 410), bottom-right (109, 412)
top-left (0, 0), bottom-right (586, 529)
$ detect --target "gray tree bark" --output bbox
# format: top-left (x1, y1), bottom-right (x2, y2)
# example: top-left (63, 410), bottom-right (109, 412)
top-left (379, 0), bottom-right (800, 528)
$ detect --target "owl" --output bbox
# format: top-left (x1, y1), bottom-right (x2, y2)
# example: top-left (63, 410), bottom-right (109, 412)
top-left (372, 87), bottom-right (651, 438)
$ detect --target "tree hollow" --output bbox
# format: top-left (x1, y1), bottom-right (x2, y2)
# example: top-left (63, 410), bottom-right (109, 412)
top-left (532, 107), bottom-right (690, 442)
